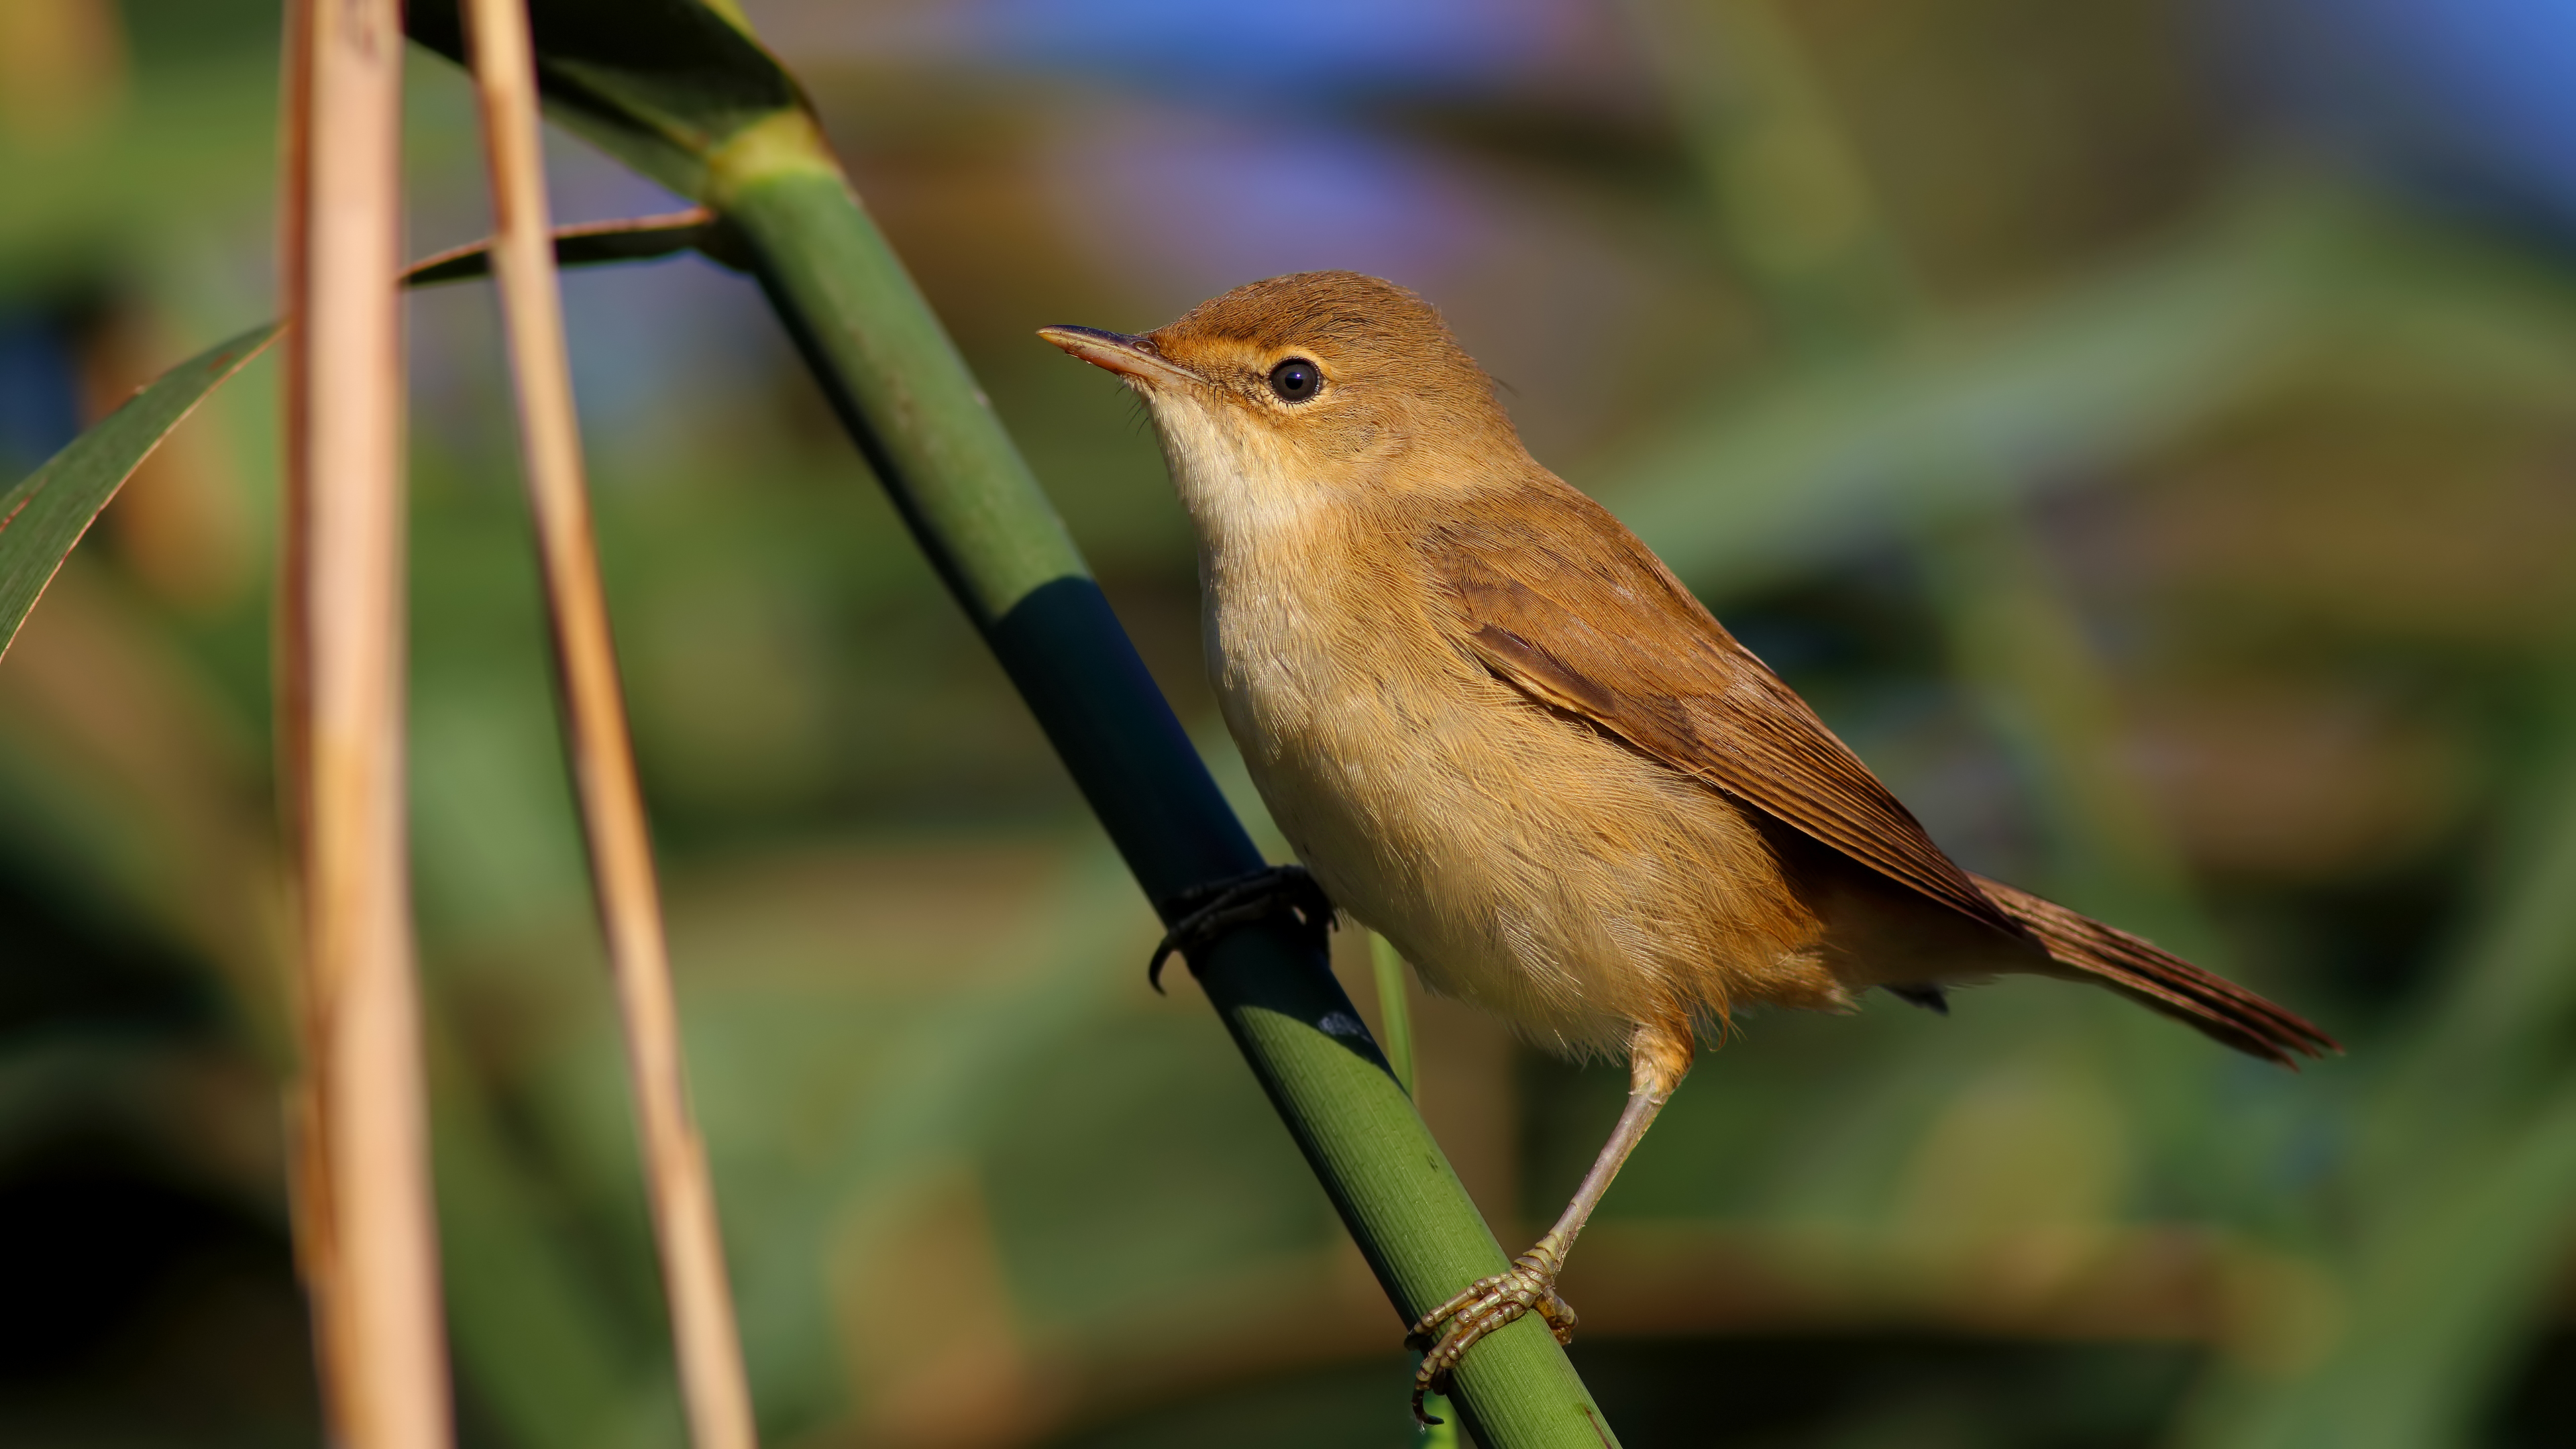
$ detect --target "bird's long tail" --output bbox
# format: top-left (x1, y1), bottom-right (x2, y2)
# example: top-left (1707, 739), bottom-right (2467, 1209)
top-left (1971, 874), bottom-right (2339, 1067)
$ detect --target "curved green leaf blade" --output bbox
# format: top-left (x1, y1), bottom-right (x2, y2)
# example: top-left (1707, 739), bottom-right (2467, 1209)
top-left (0, 322), bottom-right (280, 660)
top-left (0, 214), bottom-right (724, 669)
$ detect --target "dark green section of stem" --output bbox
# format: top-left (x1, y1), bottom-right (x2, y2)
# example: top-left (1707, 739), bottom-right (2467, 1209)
top-left (720, 158), bottom-right (1617, 1447)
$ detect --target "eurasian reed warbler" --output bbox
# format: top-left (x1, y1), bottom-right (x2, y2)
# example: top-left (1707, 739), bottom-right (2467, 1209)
top-left (1041, 271), bottom-right (2334, 1417)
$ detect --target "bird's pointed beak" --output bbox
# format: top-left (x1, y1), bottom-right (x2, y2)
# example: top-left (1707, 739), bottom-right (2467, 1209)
top-left (1038, 325), bottom-right (1202, 390)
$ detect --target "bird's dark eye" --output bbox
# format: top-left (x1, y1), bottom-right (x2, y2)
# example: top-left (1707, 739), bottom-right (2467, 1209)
top-left (1267, 358), bottom-right (1322, 402)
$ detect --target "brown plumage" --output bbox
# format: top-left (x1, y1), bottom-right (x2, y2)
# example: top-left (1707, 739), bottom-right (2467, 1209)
top-left (1039, 270), bottom-right (2335, 1416)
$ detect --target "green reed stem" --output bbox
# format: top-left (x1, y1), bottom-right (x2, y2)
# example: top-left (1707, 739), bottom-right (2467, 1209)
top-left (1370, 932), bottom-right (1420, 1099)
top-left (1368, 934), bottom-right (1457, 1440)
top-left (704, 114), bottom-right (1618, 1449)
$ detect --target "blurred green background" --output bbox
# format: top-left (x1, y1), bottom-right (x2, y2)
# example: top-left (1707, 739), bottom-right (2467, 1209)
top-left (7, 0), bottom-right (2576, 1444)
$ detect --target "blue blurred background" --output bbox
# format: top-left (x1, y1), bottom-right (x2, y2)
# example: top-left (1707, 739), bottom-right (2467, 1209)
top-left (6, 0), bottom-right (2576, 1444)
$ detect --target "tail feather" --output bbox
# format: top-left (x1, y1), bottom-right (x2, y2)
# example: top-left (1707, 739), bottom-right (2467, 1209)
top-left (1971, 874), bottom-right (2340, 1067)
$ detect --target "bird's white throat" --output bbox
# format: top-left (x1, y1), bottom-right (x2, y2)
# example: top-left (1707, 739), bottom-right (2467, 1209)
top-left (1143, 390), bottom-right (1328, 555)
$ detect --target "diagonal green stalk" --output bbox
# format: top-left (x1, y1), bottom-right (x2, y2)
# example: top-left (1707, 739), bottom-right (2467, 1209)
top-left (1371, 932), bottom-right (1419, 1099)
top-left (698, 113), bottom-right (1615, 1447)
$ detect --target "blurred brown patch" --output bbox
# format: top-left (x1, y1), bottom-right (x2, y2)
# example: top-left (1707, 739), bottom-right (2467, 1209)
top-left (0, 0), bottom-right (125, 147)
top-left (2135, 679), bottom-right (2473, 882)
top-left (76, 301), bottom-right (258, 613)
top-left (666, 839), bottom-right (1071, 994)
top-left (2131, 396), bottom-right (2576, 649)
top-left (837, 1168), bottom-right (1063, 1449)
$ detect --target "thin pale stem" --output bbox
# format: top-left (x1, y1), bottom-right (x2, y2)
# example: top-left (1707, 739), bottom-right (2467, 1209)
top-left (459, 3), bottom-right (756, 1447)
top-left (1370, 935), bottom-right (1457, 1440)
top-left (1370, 932), bottom-right (1418, 1099)
top-left (282, 0), bottom-right (451, 1444)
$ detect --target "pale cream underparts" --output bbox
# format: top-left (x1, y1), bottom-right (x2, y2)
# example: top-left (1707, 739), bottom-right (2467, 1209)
top-left (1140, 380), bottom-right (1886, 1062)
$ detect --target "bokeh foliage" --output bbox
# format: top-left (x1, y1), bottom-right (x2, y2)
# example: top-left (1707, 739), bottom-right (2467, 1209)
top-left (7, 0), bottom-right (2576, 1445)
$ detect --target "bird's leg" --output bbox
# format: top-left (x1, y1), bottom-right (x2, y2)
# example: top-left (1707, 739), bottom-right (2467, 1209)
top-left (1405, 1024), bottom-right (1690, 1424)
top-left (1146, 863), bottom-right (1336, 990)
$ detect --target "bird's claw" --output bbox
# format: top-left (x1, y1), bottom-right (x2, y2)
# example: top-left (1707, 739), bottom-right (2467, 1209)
top-left (1405, 1246), bottom-right (1576, 1425)
top-left (1147, 864), bottom-right (1336, 991)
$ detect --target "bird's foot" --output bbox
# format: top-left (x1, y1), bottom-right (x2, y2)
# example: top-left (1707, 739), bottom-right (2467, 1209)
top-left (1147, 864), bottom-right (1336, 990)
top-left (1403, 1244), bottom-right (1576, 1425)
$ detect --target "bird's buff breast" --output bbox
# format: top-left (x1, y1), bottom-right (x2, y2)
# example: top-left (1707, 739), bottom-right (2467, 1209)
top-left (1199, 533), bottom-right (1843, 1057)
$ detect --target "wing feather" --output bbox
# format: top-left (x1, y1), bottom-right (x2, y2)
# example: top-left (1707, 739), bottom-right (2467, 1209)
top-left (1425, 481), bottom-right (2026, 942)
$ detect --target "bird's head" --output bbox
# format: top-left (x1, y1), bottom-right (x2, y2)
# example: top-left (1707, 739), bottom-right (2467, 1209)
top-left (1040, 271), bottom-right (1519, 540)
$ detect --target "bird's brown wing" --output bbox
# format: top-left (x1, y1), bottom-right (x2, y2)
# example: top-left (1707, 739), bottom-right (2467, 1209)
top-left (1424, 480), bottom-right (2027, 941)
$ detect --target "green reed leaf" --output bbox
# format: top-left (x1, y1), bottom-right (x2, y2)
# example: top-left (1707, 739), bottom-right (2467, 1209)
top-left (0, 323), bottom-right (278, 660)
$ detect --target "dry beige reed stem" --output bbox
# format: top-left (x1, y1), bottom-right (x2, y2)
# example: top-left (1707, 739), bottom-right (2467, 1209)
top-left (461, 3), bottom-right (759, 1446)
top-left (278, 0), bottom-right (453, 1445)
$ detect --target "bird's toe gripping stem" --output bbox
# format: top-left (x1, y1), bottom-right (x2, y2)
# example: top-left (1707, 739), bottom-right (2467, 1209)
top-left (1147, 864), bottom-right (1336, 991)
top-left (1403, 1244), bottom-right (1576, 1425)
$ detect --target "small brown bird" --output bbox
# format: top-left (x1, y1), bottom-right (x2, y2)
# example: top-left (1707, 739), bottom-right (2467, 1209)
top-left (1040, 272), bottom-right (2334, 1415)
